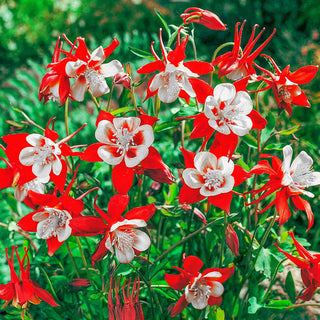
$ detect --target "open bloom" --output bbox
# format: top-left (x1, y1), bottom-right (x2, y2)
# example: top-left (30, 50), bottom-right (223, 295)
top-left (180, 7), bottom-right (226, 30)
top-left (165, 256), bottom-right (234, 317)
top-left (247, 145), bottom-right (320, 230)
top-left (255, 54), bottom-right (318, 116)
top-left (64, 37), bottom-right (123, 101)
top-left (212, 21), bottom-right (275, 80)
top-left (179, 149), bottom-right (251, 213)
top-left (137, 28), bottom-right (213, 104)
top-left (276, 231), bottom-right (320, 301)
top-left (18, 166), bottom-right (98, 256)
top-left (0, 246), bottom-right (58, 308)
top-left (176, 82), bottom-right (266, 157)
top-left (3, 118), bottom-right (86, 192)
top-left (71, 194), bottom-right (155, 265)
top-left (81, 110), bottom-right (174, 194)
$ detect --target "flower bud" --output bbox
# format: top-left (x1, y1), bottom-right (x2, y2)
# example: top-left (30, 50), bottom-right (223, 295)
top-left (225, 224), bottom-right (239, 256)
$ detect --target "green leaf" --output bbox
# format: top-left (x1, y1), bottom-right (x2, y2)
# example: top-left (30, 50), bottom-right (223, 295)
top-left (265, 299), bottom-right (294, 309)
top-left (285, 271), bottom-right (296, 303)
top-left (261, 113), bottom-right (275, 144)
top-left (242, 134), bottom-right (257, 148)
top-left (154, 9), bottom-right (171, 38)
top-left (248, 297), bottom-right (264, 314)
top-left (255, 247), bottom-right (272, 278)
top-left (264, 143), bottom-right (285, 151)
top-left (279, 124), bottom-right (300, 136)
top-left (154, 121), bottom-right (179, 132)
top-left (128, 46), bottom-right (154, 60)
top-left (110, 106), bottom-right (135, 116)
top-left (207, 306), bottom-right (225, 320)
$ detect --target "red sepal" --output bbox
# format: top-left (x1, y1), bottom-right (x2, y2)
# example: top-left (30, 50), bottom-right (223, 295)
top-left (188, 78), bottom-right (213, 104)
top-left (183, 255), bottom-right (203, 274)
top-left (183, 61), bottom-right (213, 75)
top-left (47, 237), bottom-right (64, 257)
top-left (108, 194), bottom-right (130, 220)
top-left (164, 273), bottom-right (189, 291)
top-left (125, 203), bottom-right (156, 221)
top-left (70, 216), bottom-right (107, 236)
top-left (170, 294), bottom-right (189, 317)
top-left (208, 192), bottom-right (233, 214)
top-left (112, 162), bottom-right (135, 194)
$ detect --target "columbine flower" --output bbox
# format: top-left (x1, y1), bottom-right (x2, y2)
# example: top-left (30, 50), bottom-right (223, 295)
top-left (81, 110), bottom-right (173, 194)
top-left (137, 28), bottom-right (213, 104)
top-left (176, 82), bottom-right (266, 157)
top-left (18, 166), bottom-right (98, 256)
top-left (165, 255), bottom-right (234, 317)
top-left (179, 149), bottom-right (251, 213)
top-left (108, 277), bottom-right (144, 320)
top-left (0, 246), bottom-right (58, 308)
top-left (255, 54), bottom-right (318, 116)
top-left (247, 145), bottom-right (320, 230)
top-left (71, 194), bottom-right (155, 265)
top-left (212, 21), bottom-right (275, 80)
top-left (276, 231), bottom-right (320, 301)
top-left (39, 36), bottom-right (70, 105)
top-left (3, 118), bottom-right (86, 192)
top-left (180, 7), bottom-right (226, 30)
top-left (65, 37), bottom-right (123, 101)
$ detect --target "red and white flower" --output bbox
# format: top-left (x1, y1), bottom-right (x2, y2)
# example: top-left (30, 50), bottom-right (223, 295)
top-left (137, 28), bottom-right (213, 104)
top-left (71, 194), bottom-right (155, 265)
top-left (65, 37), bottom-right (123, 101)
top-left (247, 145), bottom-right (320, 230)
top-left (165, 255), bottom-right (234, 316)
top-left (179, 149), bottom-right (251, 213)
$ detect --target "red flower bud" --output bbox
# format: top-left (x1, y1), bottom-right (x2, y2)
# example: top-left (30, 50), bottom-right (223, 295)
top-left (69, 278), bottom-right (91, 290)
top-left (181, 7), bottom-right (226, 31)
top-left (113, 72), bottom-right (131, 90)
top-left (225, 224), bottom-right (239, 256)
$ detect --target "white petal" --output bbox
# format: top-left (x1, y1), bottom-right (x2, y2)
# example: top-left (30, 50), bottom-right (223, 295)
top-left (105, 236), bottom-right (114, 254)
top-left (19, 147), bottom-right (35, 166)
top-left (217, 157), bottom-right (234, 175)
top-left (14, 185), bottom-right (28, 202)
top-left (229, 116), bottom-right (252, 136)
top-left (210, 281), bottom-right (224, 297)
top-left (214, 83), bottom-right (236, 104)
top-left (113, 117), bottom-right (141, 132)
top-left (209, 119), bottom-right (230, 135)
top-left (89, 78), bottom-right (110, 97)
top-left (32, 162), bottom-right (51, 179)
top-left (52, 157), bottom-right (62, 176)
top-left (95, 120), bottom-right (116, 144)
top-left (183, 168), bottom-right (203, 189)
top-left (32, 211), bottom-right (49, 222)
top-left (282, 145), bottom-right (293, 174)
top-left (134, 124), bottom-right (154, 147)
top-left (180, 77), bottom-right (195, 97)
top-left (204, 271), bottom-right (222, 278)
top-left (231, 91), bottom-right (253, 115)
top-left (115, 246), bottom-right (135, 264)
top-left (204, 96), bottom-right (219, 119)
top-left (56, 224), bottom-right (72, 242)
top-left (133, 229), bottom-right (151, 251)
top-left (26, 134), bottom-right (44, 147)
top-left (66, 60), bottom-right (87, 77)
top-left (110, 219), bottom-right (147, 232)
top-left (124, 145), bottom-right (149, 167)
top-left (149, 74), bottom-right (163, 92)
top-left (100, 60), bottom-right (123, 78)
top-left (97, 145), bottom-right (124, 166)
top-left (70, 77), bottom-right (88, 102)
top-left (37, 219), bottom-right (54, 239)
top-left (90, 46), bottom-right (105, 65)
top-left (290, 150), bottom-right (313, 175)
top-left (194, 152), bottom-right (217, 173)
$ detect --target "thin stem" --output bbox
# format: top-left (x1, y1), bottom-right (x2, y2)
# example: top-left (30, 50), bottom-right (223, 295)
top-left (106, 84), bottom-right (114, 112)
top-left (38, 265), bottom-right (59, 302)
top-left (219, 212), bottom-right (228, 267)
top-left (154, 214), bottom-right (235, 263)
top-left (64, 98), bottom-right (70, 136)
top-left (181, 120), bottom-right (186, 149)
top-left (131, 84), bottom-right (139, 115)
top-left (88, 90), bottom-right (100, 111)
top-left (66, 241), bottom-right (80, 278)
top-left (75, 237), bottom-right (88, 269)
top-left (286, 303), bottom-right (320, 310)
top-left (11, 106), bottom-right (45, 131)
top-left (155, 96), bottom-right (161, 119)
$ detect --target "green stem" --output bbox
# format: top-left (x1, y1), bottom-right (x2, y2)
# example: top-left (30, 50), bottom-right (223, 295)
top-left (66, 241), bottom-right (80, 278)
top-left (106, 84), bottom-right (114, 112)
top-left (131, 84), bottom-right (139, 115)
top-left (38, 265), bottom-right (59, 302)
top-left (154, 214), bottom-right (236, 263)
top-left (88, 90), bottom-right (100, 111)
top-left (64, 98), bottom-right (70, 136)
top-left (75, 237), bottom-right (88, 269)
top-left (155, 96), bottom-right (161, 119)
top-left (219, 212), bottom-right (228, 267)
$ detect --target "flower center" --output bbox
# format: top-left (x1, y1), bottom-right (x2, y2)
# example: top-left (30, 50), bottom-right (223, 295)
top-left (84, 69), bottom-right (105, 87)
top-left (112, 128), bottom-right (136, 155)
top-left (33, 208), bottom-right (71, 240)
top-left (112, 228), bottom-right (135, 251)
top-left (203, 169), bottom-right (224, 190)
top-left (186, 274), bottom-right (211, 305)
top-left (277, 85), bottom-right (291, 102)
top-left (33, 143), bottom-right (60, 166)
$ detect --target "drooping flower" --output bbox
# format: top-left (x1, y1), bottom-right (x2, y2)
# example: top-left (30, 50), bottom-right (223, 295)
top-left (165, 255), bottom-right (234, 317)
top-left (0, 246), bottom-right (58, 308)
top-left (81, 110), bottom-right (174, 194)
top-left (18, 166), bottom-right (98, 256)
top-left (179, 149), bottom-right (251, 213)
top-left (178, 82), bottom-right (266, 156)
top-left (137, 28), bottom-right (213, 104)
top-left (39, 36), bottom-right (71, 105)
top-left (64, 36), bottom-right (123, 101)
top-left (180, 7), bottom-right (226, 30)
top-left (2, 118), bottom-right (86, 192)
top-left (247, 145), bottom-right (320, 230)
top-left (255, 54), bottom-right (318, 116)
top-left (276, 231), bottom-right (320, 301)
top-left (212, 21), bottom-right (275, 80)
top-left (71, 194), bottom-right (155, 265)
top-left (108, 276), bottom-right (144, 320)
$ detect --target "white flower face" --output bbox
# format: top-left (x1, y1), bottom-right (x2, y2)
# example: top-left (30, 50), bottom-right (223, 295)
top-left (183, 152), bottom-right (235, 197)
top-left (204, 83), bottom-right (253, 136)
top-left (105, 219), bottom-right (151, 264)
top-left (95, 117), bottom-right (154, 168)
top-left (33, 208), bottom-right (72, 242)
top-left (149, 63), bottom-right (197, 103)
top-left (14, 177), bottom-right (48, 202)
top-left (19, 134), bottom-right (62, 180)
top-left (281, 145), bottom-right (320, 197)
top-left (185, 272), bottom-right (224, 309)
